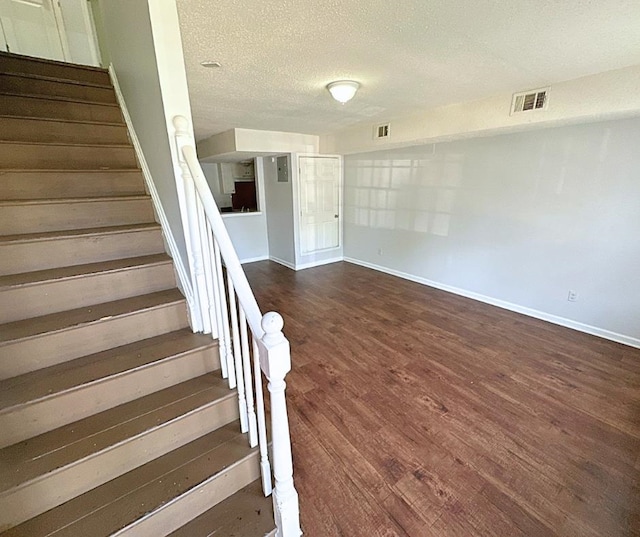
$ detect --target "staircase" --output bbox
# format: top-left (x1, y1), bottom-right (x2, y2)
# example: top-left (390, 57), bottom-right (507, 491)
top-left (0, 52), bottom-right (274, 536)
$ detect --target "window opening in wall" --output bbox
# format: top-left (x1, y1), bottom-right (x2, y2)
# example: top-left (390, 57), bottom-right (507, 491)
top-left (218, 159), bottom-right (259, 213)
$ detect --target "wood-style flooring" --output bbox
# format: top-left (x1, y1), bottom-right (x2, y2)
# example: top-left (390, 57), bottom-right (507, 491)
top-left (244, 261), bottom-right (640, 537)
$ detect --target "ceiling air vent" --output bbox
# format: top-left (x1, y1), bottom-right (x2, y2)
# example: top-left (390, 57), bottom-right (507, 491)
top-left (511, 88), bottom-right (549, 115)
top-left (375, 123), bottom-right (390, 140)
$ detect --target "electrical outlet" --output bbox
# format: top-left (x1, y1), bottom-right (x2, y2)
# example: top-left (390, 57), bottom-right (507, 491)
top-left (567, 290), bottom-right (578, 302)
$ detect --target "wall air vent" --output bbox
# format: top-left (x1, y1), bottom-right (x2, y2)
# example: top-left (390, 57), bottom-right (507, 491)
top-left (375, 123), bottom-right (390, 140)
top-left (511, 88), bottom-right (549, 115)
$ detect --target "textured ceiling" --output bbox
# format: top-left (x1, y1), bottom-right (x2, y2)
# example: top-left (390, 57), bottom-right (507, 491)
top-left (176, 0), bottom-right (640, 142)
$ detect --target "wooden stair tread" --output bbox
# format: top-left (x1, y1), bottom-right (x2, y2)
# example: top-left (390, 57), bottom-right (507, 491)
top-left (0, 140), bottom-right (134, 149)
top-left (0, 195), bottom-right (148, 206)
top-left (168, 480), bottom-right (274, 537)
top-left (0, 289), bottom-right (185, 344)
top-left (0, 373), bottom-right (230, 494)
top-left (0, 170), bottom-right (146, 200)
top-left (1, 423), bottom-right (256, 537)
top-left (0, 115), bottom-right (127, 127)
top-left (0, 330), bottom-right (215, 409)
top-left (0, 222), bottom-right (159, 245)
top-left (0, 71), bottom-right (113, 90)
top-left (0, 254), bottom-right (171, 288)
top-left (0, 168), bottom-right (142, 175)
top-left (0, 51), bottom-right (109, 77)
top-left (0, 91), bottom-right (120, 108)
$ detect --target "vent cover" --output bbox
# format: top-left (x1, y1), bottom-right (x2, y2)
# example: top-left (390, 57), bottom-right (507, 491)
top-left (375, 123), bottom-right (390, 140)
top-left (511, 88), bottom-right (549, 115)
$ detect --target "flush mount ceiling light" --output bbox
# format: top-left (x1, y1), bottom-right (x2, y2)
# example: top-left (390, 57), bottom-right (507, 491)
top-left (200, 60), bottom-right (222, 68)
top-left (327, 80), bottom-right (360, 104)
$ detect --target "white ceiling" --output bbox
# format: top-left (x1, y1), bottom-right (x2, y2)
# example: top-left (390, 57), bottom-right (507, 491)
top-left (176, 0), bottom-right (640, 142)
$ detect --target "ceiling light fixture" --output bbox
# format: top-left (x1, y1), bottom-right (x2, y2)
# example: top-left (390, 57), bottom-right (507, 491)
top-left (200, 60), bottom-right (222, 68)
top-left (327, 80), bottom-right (360, 104)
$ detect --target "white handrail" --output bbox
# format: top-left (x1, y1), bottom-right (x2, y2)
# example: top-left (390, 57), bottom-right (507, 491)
top-left (173, 116), bottom-right (301, 537)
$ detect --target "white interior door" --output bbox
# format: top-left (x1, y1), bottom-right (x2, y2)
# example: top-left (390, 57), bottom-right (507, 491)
top-left (0, 0), bottom-right (67, 60)
top-left (298, 156), bottom-right (341, 255)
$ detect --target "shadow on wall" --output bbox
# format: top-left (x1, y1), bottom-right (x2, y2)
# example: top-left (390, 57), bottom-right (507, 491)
top-left (344, 148), bottom-right (463, 237)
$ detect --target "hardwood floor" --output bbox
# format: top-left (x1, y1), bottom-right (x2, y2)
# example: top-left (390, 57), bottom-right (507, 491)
top-left (244, 261), bottom-right (640, 537)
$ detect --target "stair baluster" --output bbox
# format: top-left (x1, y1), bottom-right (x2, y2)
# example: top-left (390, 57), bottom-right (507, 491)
top-left (213, 238), bottom-right (236, 386)
top-left (227, 275), bottom-right (249, 432)
top-left (253, 336), bottom-right (274, 497)
top-left (240, 307), bottom-right (259, 447)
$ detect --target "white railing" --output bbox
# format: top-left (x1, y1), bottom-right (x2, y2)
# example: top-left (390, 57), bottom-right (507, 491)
top-left (173, 116), bottom-right (301, 537)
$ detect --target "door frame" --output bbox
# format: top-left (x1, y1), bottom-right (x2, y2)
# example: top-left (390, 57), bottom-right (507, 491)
top-left (292, 153), bottom-right (343, 268)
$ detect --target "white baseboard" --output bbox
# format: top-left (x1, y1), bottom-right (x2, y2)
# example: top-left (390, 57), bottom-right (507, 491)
top-left (294, 256), bottom-right (344, 271)
top-left (240, 254), bottom-right (269, 264)
top-left (344, 257), bottom-right (640, 349)
top-left (269, 256), bottom-right (296, 270)
top-left (109, 65), bottom-right (196, 322)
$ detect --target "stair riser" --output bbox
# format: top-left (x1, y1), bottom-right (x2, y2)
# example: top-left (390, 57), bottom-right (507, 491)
top-left (116, 455), bottom-right (260, 537)
top-left (0, 74), bottom-right (116, 104)
top-left (0, 263), bottom-right (176, 323)
top-left (0, 53), bottom-right (111, 85)
top-left (0, 143), bottom-right (137, 170)
top-left (0, 199), bottom-right (153, 235)
top-left (0, 301), bottom-right (189, 380)
top-left (0, 346), bottom-right (220, 448)
top-left (0, 228), bottom-right (165, 275)
top-left (0, 171), bottom-right (146, 200)
top-left (0, 117), bottom-right (130, 145)
top-left (0, 227), bottom-right (165, 275)
top-left (0, 94), bottom-right (123, 122)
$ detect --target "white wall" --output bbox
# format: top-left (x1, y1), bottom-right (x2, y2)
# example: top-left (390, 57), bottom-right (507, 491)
top-left (200, 161), bottom-right (269, 263)
top-left (323, 65), bottom-right (640, 156)
top-left (96, 0), bottom-right (192, 277)
top-left (263, 156), bottom-right (295, 268)
top-left (343, 117), bottom-right (640, 346)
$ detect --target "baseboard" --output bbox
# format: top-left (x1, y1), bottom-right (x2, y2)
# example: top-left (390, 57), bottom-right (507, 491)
top-left (269, 256), bottom-right (296, 270)
top-left (109, 65), bottom-right (197, 323)
top-left (344, 257), bottom-right (640, 349)
top-left (294, 256), bottom-right (344, 271)
top-left (240, 255), bottom-right (269, 264)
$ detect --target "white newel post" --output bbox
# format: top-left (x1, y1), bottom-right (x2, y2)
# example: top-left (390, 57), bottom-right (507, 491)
top-left (260, 313), bottom-right (302, 537)
top-left (173, 116), bottom-right (210, 333)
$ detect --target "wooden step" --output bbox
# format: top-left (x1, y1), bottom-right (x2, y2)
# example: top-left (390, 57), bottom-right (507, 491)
top-left (0, 330), bottom-right (219, 447)
top-left (0, 254), bottom-right (176, 323)
top-left (0, 93), bottom-right (123, 123)
top-left (0, 223), bottom-right (165, 275)
top-left (0, 116), bottom-right (130, 145)
top-left (0, 373), bottom-right (235, 530)
top-left (1, 423), bottom-right (259, 537)
top-left (0, 290), bottom-right (189, 379)
top-left (0, 141), bottom-right (137, 170)
top-left (0, 73), bottom-right (116, 104)
top-left (0, 196), bottom-right (153, 235)
top-left (0, 170), bottom-right (146, 200)
top-left (168, 480), bottom-right (274, 537)
top-left (0, 51), bottom-right (111, 86)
